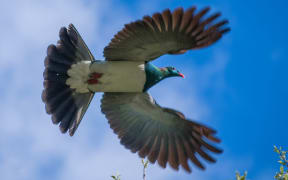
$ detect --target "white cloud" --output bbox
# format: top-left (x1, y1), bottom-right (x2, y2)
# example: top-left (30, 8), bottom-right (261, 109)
top-left (0, 0), bottom-right (98, 67)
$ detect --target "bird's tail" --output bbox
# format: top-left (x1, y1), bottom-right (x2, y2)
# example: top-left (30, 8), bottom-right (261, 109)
top-left (42, 24), bottom-right (95, 136)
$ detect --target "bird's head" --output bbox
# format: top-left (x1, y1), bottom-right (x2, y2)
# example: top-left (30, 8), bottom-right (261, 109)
top-left (160, 66), bottom-right (185, 78)
top-left (143, 64), bottom-right (185, 91)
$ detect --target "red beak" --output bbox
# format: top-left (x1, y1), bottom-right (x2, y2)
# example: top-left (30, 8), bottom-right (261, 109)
top-left (178, 73), bottom-right (185, 78)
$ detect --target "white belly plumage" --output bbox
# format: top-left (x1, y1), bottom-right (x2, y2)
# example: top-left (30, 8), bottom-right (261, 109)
top-left (66, 61), bottom-right (146, 93)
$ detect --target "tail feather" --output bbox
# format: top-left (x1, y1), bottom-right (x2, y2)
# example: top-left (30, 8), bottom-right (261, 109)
top-left (43, 68), bottom-right (68, 83)
top-left (46, 46), bottom-right (73, 66)
top-left (42, 24), bottom-right (94, 136)
top-left (52, 96), bottom-right (74, 122)
top-left (43, 86), bottom-right (72, 114)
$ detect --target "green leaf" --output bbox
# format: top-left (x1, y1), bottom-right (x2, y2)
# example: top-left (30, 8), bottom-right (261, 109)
top-left (142, 159), bottom-right (149, 168)
top-left (275, 146), bottom-right (281, 154)
top-left (111, 173), bottom-right (121, 180)
top-left (236, 171), bottom-right (247, 180)
top-left (280, 166), bottom-right (284, 174)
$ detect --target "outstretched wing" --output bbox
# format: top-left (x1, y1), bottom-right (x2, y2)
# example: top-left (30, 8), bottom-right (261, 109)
top-left (101, 92), bottom-right (222, 172)
top-left (104, 6), bottom-right (230, 61)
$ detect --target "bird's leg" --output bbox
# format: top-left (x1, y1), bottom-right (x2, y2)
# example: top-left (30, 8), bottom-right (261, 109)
top-left (87, 72), bottom-right (103, 84)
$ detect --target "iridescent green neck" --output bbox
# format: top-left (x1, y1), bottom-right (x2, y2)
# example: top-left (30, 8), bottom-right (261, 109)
top-left (143, 63), bottom-right (166, 92)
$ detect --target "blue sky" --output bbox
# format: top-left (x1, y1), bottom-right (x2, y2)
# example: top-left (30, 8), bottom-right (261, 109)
top-left (0, 0), bottom-right (287, 179)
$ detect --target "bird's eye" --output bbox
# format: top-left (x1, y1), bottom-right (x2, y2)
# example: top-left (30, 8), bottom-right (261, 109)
top-left (171, 67), bottom-right (175, 70)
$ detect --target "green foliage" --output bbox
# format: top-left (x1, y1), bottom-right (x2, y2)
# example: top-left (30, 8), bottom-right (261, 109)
top-left (235, 171), bottom-right (247, 180)
top-left (111, 173), bottom-right (121, 180)
top-left (142, 159), bottom-right (149, 169)
top-left (142, 159), bottom-right (149, 180)
top-left (274, 146), bottom-right (288, 180)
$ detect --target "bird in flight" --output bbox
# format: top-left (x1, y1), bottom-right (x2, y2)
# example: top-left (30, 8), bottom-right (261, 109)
top-left (42, 6), bottom-right (230, 173)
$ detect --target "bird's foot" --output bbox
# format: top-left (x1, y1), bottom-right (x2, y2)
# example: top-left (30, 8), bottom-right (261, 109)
top-left (87, 72), bottom-right (103, 84)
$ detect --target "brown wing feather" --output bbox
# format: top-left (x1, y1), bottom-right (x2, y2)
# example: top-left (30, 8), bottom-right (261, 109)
top-left (148, 135), bottom-right (161, 163)
top-left (175, 137), bottom-right (191, 172)
top-left (179, 7), bottom-right (196, 32)
top-left (172, 7), bottom-right (184, 32)
top-left (168, 134), bottom-right (179, 170)
top-left (161, 9), bottom-right (172, 31)
top-left (104, 6), bottom-right (230, 61)
top-left (157, 135), bottom-right (169, 168)
top-left (185, 7), bottom-right (210, 34)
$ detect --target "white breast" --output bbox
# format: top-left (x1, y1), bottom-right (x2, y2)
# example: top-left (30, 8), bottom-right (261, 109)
top-left (88, 61), bottom-right (146, 92)
top-left (66, 60), bottom-right (146, 93)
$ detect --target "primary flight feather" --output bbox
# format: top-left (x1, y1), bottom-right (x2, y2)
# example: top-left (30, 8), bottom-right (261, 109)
top-left (42, 6), bottom-right (230, 173)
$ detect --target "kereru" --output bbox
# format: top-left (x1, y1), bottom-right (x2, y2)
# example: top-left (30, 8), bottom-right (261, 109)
top-left (42, 6), bottom-right (230, 173)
